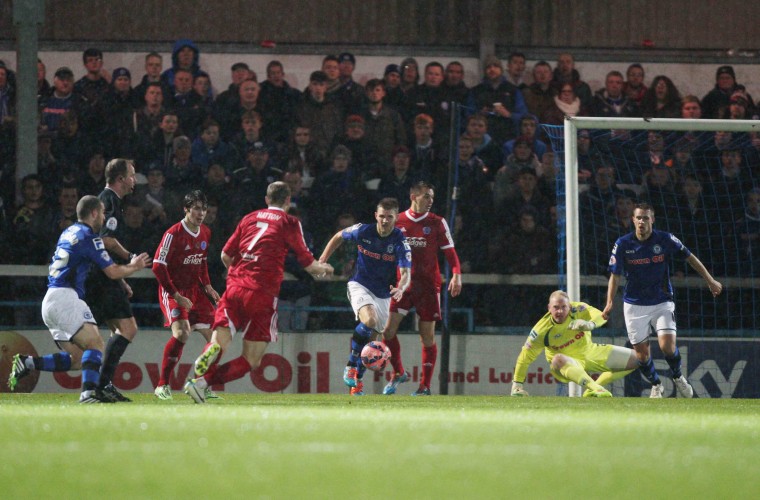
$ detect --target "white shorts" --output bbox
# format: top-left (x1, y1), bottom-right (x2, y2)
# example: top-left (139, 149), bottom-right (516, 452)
top-left (347, 281), bottom-right (390, 332)
top-left (623, 301), bottom-right (677, 345)
top-left (41, 287), bottom-right (97, 342)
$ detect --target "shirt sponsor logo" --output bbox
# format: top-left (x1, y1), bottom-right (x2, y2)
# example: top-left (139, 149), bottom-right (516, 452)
top-left (406, 237), bottom-right (428, 248)
top-left (183, 253), bottom-right (204, 265)
top-left (93, 238), bottom-right (105, 250)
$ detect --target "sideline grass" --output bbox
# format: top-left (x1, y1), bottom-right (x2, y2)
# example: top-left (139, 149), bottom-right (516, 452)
top-left (1, 394), bottom-right (759, 499)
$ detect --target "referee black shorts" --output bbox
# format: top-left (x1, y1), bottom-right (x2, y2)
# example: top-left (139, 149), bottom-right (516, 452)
top-left (85, 271), bottom-right (133, 323)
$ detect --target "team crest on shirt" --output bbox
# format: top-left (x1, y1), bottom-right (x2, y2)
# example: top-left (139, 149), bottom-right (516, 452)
top-left (653, 244), bottom-right (662, 254)
top-left (387, 244), bottom-right (394, 253)
top-left (106, 217), bottom-right (117, 230)
top-left (201, 241), bottom-right (207, 250)
top-left (83, 311), bottom-right (93, 320)
top-left (423, 226), bottom-right (431, 235)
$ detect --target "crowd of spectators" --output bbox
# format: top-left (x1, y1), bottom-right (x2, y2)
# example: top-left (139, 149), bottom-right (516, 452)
top-left (1, 43), bottom-right (760, 327)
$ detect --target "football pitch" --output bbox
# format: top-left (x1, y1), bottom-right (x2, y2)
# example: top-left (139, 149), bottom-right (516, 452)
top-left (1, 394), bottom-right (758, 499)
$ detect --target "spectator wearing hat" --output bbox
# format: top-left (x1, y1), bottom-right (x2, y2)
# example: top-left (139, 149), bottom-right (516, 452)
top-left (399, 57), bottom-right (420, 94)
top-left (361, 78), bottom-right (406, 177)
top-left (377, 146), bottom-right (416, 212)
top-left (134, 52), bottom-right (173, 106)
top-left (39, 66), bottom-right (88, 134)
top-left (337, 52), bottom-right (364, 115)
top-left (640, 75), bottom-right (681, 119)
top-left (723, 90), bottom-right (752, 120)
top-left (383, 64), bottom-right (405, 111)
top-left (701, 65), bottom-right (754, 119)
top-left (161, 39), bottom-right (203, 90)
top-left (523, 61), bottom-right (554, 120)
top-left (296, 70), bottom-right (344, 157)
top-left (258, 60), bottom-right (301, 144)
top-left (468, 54), bottom-right (527, 145)
top-left (102, 67), bottom-right (141, 158)
top-left (215, 62), bottom-right (252, 110)
top-left (551, 52), bottom-right (593, 108)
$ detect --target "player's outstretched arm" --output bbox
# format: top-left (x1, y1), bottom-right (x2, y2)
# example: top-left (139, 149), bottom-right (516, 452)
top-left (305, 260), bottom-right (334, 278)
top-left (686, 254), bottom-right (723, 297)
top-left (318, 230), bottom-right (345, 263)
top-left (602, 273), bottom-right (621, 320)
top-left (102, 252), bottom-right (152, 280)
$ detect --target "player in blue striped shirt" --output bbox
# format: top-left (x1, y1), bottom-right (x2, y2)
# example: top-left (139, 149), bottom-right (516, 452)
top-left (603, 203), bottom-right (722, 398)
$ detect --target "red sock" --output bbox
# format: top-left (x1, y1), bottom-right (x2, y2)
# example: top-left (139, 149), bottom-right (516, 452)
top-left (420, 343), bottom-right (437, 389)
top-left (159, 336), bottom-right (184, 386)
top-left (384, 335), bottom-right (404, 374)
top-left (205, 356), bottom-right (252, 385)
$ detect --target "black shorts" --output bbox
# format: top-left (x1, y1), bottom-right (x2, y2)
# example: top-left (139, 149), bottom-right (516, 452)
top-left (86, 271), bottom-right (133, 322)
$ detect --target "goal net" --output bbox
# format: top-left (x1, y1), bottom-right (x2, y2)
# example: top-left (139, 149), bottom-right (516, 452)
top-left (542, 117), bottom-right (760, 398)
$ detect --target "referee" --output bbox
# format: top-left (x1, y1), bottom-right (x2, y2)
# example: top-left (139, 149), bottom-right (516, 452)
top-left (86, 158), bottom-right (151, 402)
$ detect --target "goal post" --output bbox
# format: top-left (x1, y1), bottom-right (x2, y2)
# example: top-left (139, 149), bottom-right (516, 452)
top-left (545, 117), bottom-right (760, 398)
top-left (561, 116), bottom-right (760, 304)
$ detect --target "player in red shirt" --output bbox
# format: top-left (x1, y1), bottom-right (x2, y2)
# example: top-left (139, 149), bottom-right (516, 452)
top-left (382, 181), bottom-right (462, 395)
top-left (151, 190), bottom-right (221, 400)
top-left (183, 181), bottom-right (334, 403)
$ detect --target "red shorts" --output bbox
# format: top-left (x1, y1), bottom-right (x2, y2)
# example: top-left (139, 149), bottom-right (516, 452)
top-left (390, 284), bottom-right (441, 322)
top-left (212, 285), bottom-right (278, 342)
top-left (159, 287), bottom-right (215, 328)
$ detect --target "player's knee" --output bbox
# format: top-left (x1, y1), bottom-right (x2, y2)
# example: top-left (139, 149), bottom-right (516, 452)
top-left (551, 355), bottom-right (568, 370)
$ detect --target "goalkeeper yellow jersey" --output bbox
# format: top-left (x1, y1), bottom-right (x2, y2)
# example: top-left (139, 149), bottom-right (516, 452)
top-left (513, 301), bottom-right (607, 383)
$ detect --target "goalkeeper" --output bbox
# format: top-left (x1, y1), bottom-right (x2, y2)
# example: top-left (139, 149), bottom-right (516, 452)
top-left (511, 290), bottom-right (638, 397)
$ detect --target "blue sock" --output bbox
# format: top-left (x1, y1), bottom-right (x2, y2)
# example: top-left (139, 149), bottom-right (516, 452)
top-left (665, 347), bottom-right (682, 379)
top-left (638, 357), bottom-right (661, 386)
top-left (34, 352), bottom-right (72, 372)
top-left (81, 349), bottom-right (103, 392)
top-left (348, 323), bottom-right (372, 373)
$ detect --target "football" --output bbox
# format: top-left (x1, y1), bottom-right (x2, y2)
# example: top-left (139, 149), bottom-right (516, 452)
top-left (360, 341), bottom-right (391, 371)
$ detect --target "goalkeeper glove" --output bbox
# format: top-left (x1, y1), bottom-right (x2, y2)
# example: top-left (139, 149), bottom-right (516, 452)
top-left (568, 319), bottom-right (596, 331)
top-left (511, 382), bottom-right (529, 397)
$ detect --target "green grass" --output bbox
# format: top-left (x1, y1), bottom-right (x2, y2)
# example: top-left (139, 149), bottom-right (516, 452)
top-left (1, 394), bottom-right (759, 499)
